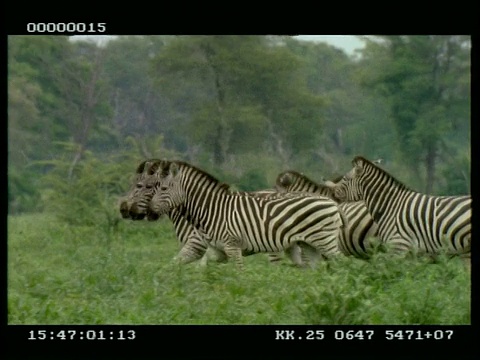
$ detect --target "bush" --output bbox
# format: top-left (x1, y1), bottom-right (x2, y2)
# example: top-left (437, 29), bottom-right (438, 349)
top-left (8, 213), bottom-right (470, 325)
top-left (38, 142), bottom-right (141, 229)
top-left (8, 166), bottom-right (42, 214)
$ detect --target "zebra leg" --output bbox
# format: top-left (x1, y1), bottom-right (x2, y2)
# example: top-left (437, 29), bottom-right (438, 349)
top-left (284, 244), bottom-right (305, 267)
top-left (199, 253), bottom-right (209, 267)
top-left (198, 247), bottom-right (227, 267)
top-left (223, 241), bottom-right (244, 270)
top-left (175, 239), bottom-right (208, 264)
top-left (266, 252), bottom-right (285, 264)
top-left (205, 246), bottom-right (229, 263)
top-left (298, 242), bottom-right (327, 268)
top-left (387, 234), bottom-right (415, 257)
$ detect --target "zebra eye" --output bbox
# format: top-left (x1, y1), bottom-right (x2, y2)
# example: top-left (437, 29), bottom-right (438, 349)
top-left (160, 186), bottom-right (168, 191)
top-left (136, 183), bottom-right (143, 188)
top-left (146, 184), bottom-right (153, 189)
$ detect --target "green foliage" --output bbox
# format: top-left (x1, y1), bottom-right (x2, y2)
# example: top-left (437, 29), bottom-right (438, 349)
top-left (8, 166), bottom-right (42, 214)
top-left (8, 36), bottom-right (62, 166)
top-left (124, 134), bottom-right (181, 160)
top-left (436, 147), bottom-right (471, 195)
top-left (8, 35), bottom-right (470, 217)
top-left (358, 36), bottom-right (470, 193)
top-left (9, 213), bottom-right (470, 325)
top-left (151, 35), bottom-right (326, 167)
top-left (35, 136), bottom-right (179, 230)
top-left (205, 152), bottom-right (285, 192)
top-left (237, 169), bottom-right (269, 192)
top-left (37, 141), bottom-right (141, 229)
top-left (102, 36), bottom-right (172, 141)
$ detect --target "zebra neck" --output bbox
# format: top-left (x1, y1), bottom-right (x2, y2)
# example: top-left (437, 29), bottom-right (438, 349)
top-left (180, 175), bottom-right (229, 235)
top-left (363, 180), bottom-right (408, 224)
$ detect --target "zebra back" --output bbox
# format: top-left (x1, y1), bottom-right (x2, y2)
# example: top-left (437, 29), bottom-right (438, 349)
top-left (148, 160), bottom-right (345, 268)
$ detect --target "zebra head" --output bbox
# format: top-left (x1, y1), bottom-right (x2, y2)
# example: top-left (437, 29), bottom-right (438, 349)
top-left (275, 170), bottom-right (337, 199)
top-left (148, 161), bottom-right (186, 217)
top-left (324, 156), bottom-right (371, 202)
top-left (275, 171), bottom-right (296, 192)
top-left (119, 179), bottom-right (149, 221)
top-left (119, 159), bottom-right (163, 221)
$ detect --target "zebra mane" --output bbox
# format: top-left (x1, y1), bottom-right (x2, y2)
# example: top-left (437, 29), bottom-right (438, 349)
top-left (147, 159), bottom-right (175, 176)
top-left (153, 160), bottom-right (231, 193)
top-left (353, 156), bottom-right (409, 191)
top-left (136, 159), bottom-right (163, 174)
top-left (276, 170), bottom-right (301, 187)
top-left (136, 160), bottom-right (149, 174)
top-left (277, 170), bottom-right (335, 195)
top-left (277, 170), bottom-right (312, 186)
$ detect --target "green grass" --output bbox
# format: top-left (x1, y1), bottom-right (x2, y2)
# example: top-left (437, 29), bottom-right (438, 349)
top-left (8, 213), bottom-right (471, 325)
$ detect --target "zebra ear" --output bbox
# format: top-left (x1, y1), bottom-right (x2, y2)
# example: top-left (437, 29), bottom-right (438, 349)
top-left (149, 161), bottom-right (161, 175)
top-left (145, 160), bottom-right (157, 174)
top-left (353, 158), bottom-right (365, 176)
top-left (279, 173), bottom-right (292, 186)
top-left (136, 160), bottom-right (148, 174)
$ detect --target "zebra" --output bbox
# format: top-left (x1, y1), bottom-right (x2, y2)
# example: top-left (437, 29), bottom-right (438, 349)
top-left (120, 159), bottom-right (303, 266)
top-left (324, 156), bottom-right (471, 258)
top-left (144, 160), bottom-right (347, 269)
top-left (120, 159), bottom-right (228, 264)
top-left (275, 170), bottom-right (379, 259)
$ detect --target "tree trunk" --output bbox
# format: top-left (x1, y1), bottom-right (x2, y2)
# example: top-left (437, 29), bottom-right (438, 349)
top-left (68, 144), bottom-right (84, 180)
top-left (203, 43), bottom-right (230, 166)
top-left (265, 117), bottom-right (291, 167)
top-left (64, 48), bottom-right (105, 180)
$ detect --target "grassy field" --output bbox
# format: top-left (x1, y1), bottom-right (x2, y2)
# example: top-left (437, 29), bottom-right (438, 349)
top-left (8, 213), bottom-right (471, 325)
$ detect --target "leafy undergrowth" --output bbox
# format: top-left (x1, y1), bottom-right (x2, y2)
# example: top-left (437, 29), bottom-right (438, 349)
top-left (8, 213), bottom-right (470, 325)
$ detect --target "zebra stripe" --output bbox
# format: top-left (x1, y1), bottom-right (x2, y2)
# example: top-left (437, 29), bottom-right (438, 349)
top-left (276, 170), bottom-right (378, 259)
top-left (120, 160), bottom-right (297, 265)
top-left (146, 160), bottom-right (345, 269)
top-left (328, 156), bottom-right (471, 257)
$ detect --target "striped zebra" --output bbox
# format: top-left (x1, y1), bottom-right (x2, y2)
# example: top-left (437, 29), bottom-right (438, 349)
top-left (120, 159), bottom-right (303, 266)
top-left (325, 156), bottom-right (471, 258)
top-left (275, 170), bottom-right (378, 259)
top-left (145, 160), bottom-right (346, 269)
top-left (120, 159), bottom-right (226, 264)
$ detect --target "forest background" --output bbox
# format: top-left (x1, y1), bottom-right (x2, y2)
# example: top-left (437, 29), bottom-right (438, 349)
top-left (8, 35), bottom-right (471, 226)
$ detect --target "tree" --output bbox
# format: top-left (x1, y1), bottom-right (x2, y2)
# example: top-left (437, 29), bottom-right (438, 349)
top-left (151, 35), bottom-right (325, 171)
top-left (8, 36), bottom-right (115, 212)
top-left (8, 36), bottom-right (65, 166)
top-left (8, 36), bottom-right (71, 212)
top-left (63, 41), bottom-right (113, 177)
top-left (102, 36), bottom-right (173, 149)
top-left (282, 38), bottom-right (395, 178)
top-left (358, 36), bottom-right (470, 193)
